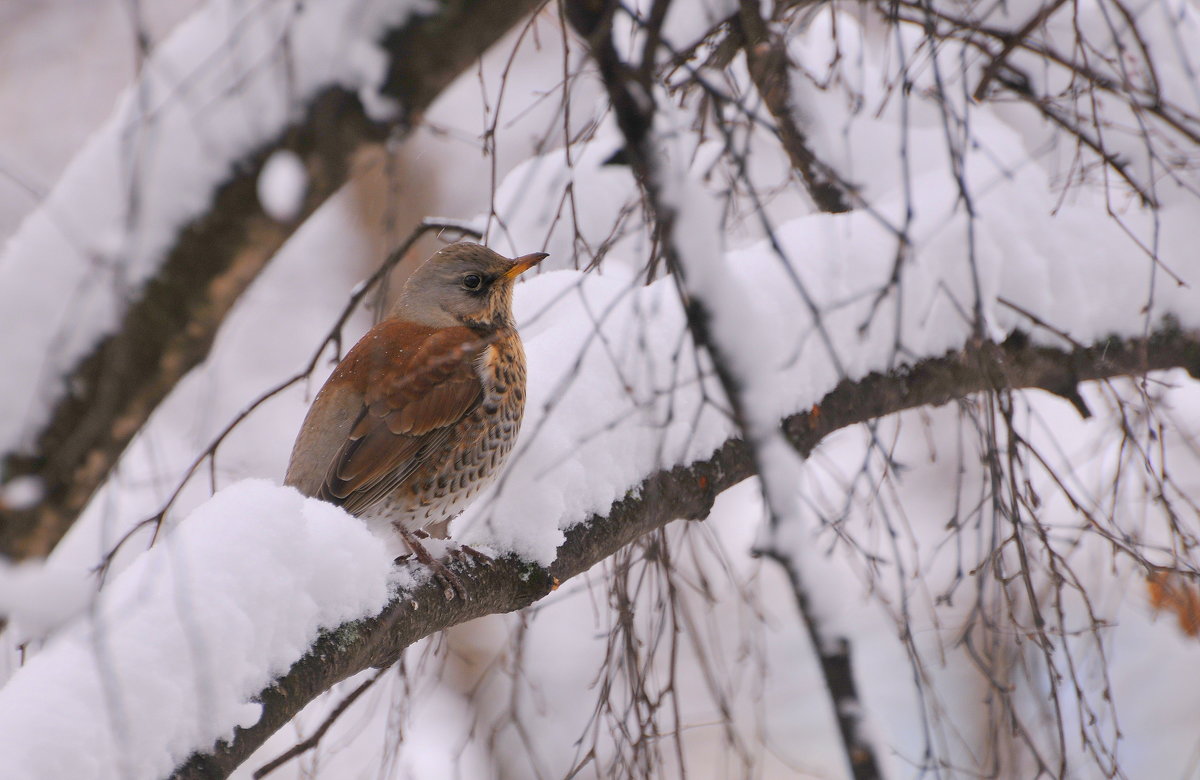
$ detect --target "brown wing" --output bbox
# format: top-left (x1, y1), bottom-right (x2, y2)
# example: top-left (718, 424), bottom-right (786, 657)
top-left (318, 323), bottom-right (488, 516)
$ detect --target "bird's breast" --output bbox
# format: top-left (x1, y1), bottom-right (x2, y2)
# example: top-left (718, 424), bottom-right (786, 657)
top-left (478, 332), bottom-right (527, 410)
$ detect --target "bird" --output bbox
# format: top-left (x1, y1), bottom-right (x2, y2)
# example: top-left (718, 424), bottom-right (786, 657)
top-left (284, 242), bottom-right (546, 591)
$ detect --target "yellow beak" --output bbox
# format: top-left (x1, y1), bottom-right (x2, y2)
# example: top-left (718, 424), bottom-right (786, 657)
top-left (503, 252), bottom-right (549, 280)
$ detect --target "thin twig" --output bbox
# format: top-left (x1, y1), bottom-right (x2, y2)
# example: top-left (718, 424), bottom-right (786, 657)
top-left (253, 669), bottom-right (386, 778)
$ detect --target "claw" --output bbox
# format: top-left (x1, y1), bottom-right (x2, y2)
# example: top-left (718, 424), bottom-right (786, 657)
top-left (457, 544), bottom-right (495, 568)
top-left (398, 530), bottom-right (468, 600)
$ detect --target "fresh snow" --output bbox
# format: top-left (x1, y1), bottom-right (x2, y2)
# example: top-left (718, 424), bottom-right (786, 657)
top-left (451, 1), bottom-right (1200, 565)
top-left (454, 120), bottom-right (1200, 564)
top-left (2, 0), bottom-right (1199, 776)
top-left (0, 0), bottom-right (429, 457)
top-left (0, 480), bottom-right (392, 780)
top-left (652, 99), bottom-right (808, 527)
top-left (256, 150), bottom-right (308, 223)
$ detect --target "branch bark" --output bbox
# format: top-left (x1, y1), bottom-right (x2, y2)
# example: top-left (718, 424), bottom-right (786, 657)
top-left (0, 0), bottom-right (545, 562)
top-left (170, 325), bottom-right (1200, 779)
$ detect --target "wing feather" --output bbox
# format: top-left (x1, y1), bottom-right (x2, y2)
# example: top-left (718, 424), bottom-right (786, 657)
top-left (315, 323), bottom-right (488, 516)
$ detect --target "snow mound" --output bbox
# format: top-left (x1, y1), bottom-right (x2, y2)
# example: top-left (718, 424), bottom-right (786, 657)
top-left (0, 479), bottom-right (392, 780)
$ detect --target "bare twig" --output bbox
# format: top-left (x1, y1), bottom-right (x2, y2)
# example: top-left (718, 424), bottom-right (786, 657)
top-left (253, 669), bottom-right (386, 779)
top-left (734, 0), bottom-right (853, 213)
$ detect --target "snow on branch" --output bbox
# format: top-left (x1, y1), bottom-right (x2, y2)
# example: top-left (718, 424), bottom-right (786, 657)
top-left (559, 0), bottom-right (1200, 773)
top-left (0, 481), bottom-right (393, 780)
top-left (4, 0), bottom-right (1197, 773)
top-left (168, 324), bottom-right (1199, 780)
top-left (566, 3), bottom-right (883, 772)
top-left (0, 0), bottom-right (544, 562)
top-left (9, 182), bottom-right (1187, 776)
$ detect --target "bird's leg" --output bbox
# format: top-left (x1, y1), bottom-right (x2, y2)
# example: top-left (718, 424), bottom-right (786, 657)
top-left (395, 528), bottom-right (468, 601)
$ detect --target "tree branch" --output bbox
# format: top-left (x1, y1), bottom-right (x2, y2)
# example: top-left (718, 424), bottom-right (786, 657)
top-left (170, 325), bottom-right (1200, 779)
top-left (0, 0), bottom-right (546, 562)
top-left (734, 0), bottom-right (854, 213)
top-left (761, 549), bottom-right (880, 780)
top-left (570, 1), bottom-right (882, 773)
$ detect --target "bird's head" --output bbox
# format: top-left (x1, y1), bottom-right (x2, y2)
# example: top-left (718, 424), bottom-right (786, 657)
top-left (394, 243), bottom-right (547, 331)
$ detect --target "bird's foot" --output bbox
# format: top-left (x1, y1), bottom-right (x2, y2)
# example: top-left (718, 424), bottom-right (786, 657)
top-left (448, 543), bottom-right (495, 569)
top-left (398, 530), bottom-right (467, 601)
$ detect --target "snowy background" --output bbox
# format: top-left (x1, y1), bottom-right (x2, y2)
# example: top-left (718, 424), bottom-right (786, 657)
top-left (2, 0), bottom-right (1200, 777)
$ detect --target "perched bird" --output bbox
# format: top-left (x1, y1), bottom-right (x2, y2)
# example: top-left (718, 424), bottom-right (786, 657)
top-left (285, 243), bottom-right (546, 580)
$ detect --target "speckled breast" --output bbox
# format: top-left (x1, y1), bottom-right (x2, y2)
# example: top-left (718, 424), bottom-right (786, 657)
top-left (368, 333), bottom-right (526, 531)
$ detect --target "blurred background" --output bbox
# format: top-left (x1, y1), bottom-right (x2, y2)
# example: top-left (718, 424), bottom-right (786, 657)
top-left (3, 1), bottom-right (1200, 778)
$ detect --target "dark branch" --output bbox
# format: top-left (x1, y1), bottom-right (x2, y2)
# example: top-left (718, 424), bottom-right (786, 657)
top-left (761, 549), bottom-right (880, 780)
top-left (0, 0), bottom-right (546, 562)
top-left (734, 0), bottom-right (853, 213)
top-left (170, 325), bottom-right (1200, 779)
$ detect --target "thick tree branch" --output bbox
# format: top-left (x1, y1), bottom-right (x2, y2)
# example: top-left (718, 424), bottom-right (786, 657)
top-left (170, 326), bottom-right (1200, 779)
top-left (0, 0), bottom-right (545, 562)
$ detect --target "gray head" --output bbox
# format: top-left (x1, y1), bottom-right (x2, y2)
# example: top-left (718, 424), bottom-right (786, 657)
top-left (392, 243), bottom-right (547, 331)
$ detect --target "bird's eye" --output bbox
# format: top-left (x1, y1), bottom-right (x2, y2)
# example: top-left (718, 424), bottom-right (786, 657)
top-left (462, 273), bottom-right (483, 291)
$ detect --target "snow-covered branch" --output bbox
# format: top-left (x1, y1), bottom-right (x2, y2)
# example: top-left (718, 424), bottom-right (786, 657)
top-left (0, 481), bottom-right (394, 780)
top-left (5, 0), bottom-right (1199, 774)
top-left (566, 3), bottom-right (885, 773)
top-left (167, 325), bottom-right (1198, 779)
top-left (0, 0), bottom-right (543, 562)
